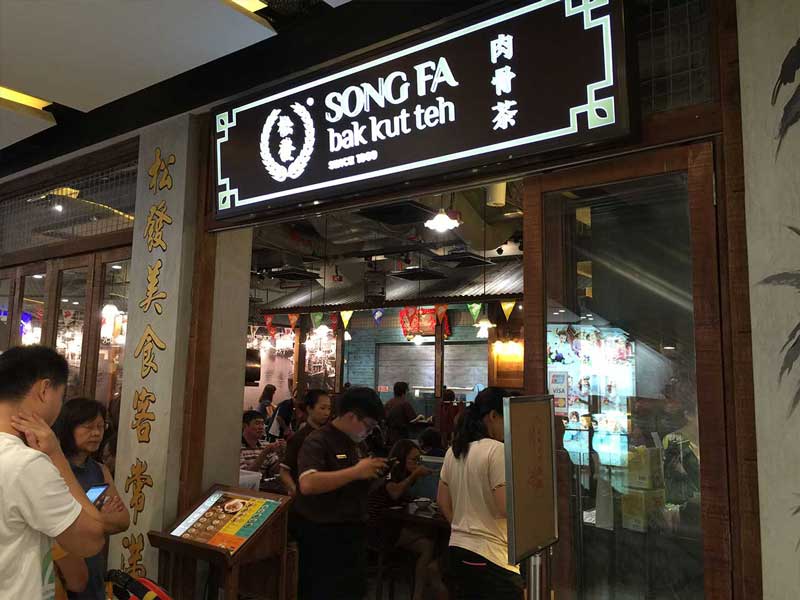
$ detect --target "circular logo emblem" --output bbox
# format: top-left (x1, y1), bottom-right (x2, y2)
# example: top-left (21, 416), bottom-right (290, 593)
top-left (259, 102), bottom-right (315, 183)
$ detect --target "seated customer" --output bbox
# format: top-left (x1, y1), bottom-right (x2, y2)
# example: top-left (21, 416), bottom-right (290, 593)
top-left (419, 427), bottom-right (446, 457)
top-left (241, 410), bottom-right (285, 480)
top-left (368, 440), bottom-right (446, 600)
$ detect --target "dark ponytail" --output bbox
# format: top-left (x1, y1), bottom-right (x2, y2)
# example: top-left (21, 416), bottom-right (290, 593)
top-left (451, 387), bottom-right (507, 459)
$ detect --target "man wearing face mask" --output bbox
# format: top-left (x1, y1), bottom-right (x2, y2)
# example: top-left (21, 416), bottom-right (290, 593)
top-left (296, 386), bottom-right (387, 599)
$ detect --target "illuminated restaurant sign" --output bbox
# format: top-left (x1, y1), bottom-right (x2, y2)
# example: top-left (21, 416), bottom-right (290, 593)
top-left (214, 0), bottom-right (629, 218)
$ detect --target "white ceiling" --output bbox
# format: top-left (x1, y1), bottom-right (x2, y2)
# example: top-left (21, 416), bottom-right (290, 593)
top-left (0, 0), bottom-right (276, 113)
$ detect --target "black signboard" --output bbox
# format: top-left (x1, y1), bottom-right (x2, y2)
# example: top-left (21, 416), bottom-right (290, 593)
top-left (214, 0), bottom-right (629, 219)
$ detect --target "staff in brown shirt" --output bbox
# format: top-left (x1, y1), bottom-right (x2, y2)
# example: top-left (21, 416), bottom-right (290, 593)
top-left (296, 387), bottom-right (387, 600)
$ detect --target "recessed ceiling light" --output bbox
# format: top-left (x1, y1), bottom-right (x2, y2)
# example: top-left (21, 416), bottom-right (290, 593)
top-left (111, 265), bottom-right (122, 270)
top-left (552, 312), bottom-right (559, 316)
top-left (0, 85), bottom-right (51, 110)
top-left (72, 301), bottom-right (79, 306)
top-left (32, 274), bottom-right (44, 279)
top-left (664, 345), bottom-right (676, 351)
top-left (61, 298), bottom-right (68, 303)
top-left (558, 309), bottom-right (566, 313)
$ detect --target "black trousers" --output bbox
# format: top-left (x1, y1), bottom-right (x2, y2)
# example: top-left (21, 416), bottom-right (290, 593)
top-left (295, 518), bottom-right (368, 600)
top-left (446, 546), bottom-right (525, 600)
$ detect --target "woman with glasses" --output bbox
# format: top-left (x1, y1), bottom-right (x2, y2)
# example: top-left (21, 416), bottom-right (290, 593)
top-left (437, 387), bottom-right (523, 599)
top-left (368, 439), bottom-right (446, 600)
top-left (54, 398), bottom-right (130, 599)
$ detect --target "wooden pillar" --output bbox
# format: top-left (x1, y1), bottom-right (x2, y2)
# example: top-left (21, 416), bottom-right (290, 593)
top-left (334, 323), bottom-right (344, 393)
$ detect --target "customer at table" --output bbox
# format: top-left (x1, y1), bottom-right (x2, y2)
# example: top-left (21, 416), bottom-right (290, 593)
top-left (279, 389), bottom-right (332, 497)
top-left (240, 410), bottom-right (285, 478)
top-left (368, 439), bottom-right (446, 600)
top-left (437, 388), bottom-right (523, 599)
top-left (419, 427), bottom-right (446, 457)
top-left (296, 386), bottom-right (388, 600)
top-left (385, 381), bottom-right (417, 445)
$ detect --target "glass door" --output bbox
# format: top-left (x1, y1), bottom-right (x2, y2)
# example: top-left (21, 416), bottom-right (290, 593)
top-left (527, 144), bottom-right (729, 599)
top-left (0, 271), bottom-right (14, 352)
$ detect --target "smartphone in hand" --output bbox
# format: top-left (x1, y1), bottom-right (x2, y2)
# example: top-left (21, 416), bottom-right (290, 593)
top-left (85, 484), bottom-right (110, 508)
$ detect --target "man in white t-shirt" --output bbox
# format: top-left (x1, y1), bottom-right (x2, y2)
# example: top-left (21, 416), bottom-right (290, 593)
top-left (0, 346), bottom-right (107, 599)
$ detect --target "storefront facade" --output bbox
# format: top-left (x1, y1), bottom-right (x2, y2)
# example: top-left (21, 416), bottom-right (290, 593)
top-left (177, 1), bottom-right (759, 598)
top-left (0, 0), bottom-right (762, 598)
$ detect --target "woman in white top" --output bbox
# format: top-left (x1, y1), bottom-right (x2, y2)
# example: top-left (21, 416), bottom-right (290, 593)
top-left (437, 387), bottom-right (524, 599)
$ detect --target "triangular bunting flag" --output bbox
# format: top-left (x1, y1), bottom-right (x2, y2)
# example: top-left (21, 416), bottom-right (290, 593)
top-left (263, 314), bottom-right (273, 328)
top-left (501, 301), bottom-right (516, 321)
top-left (468, 303), bottom-right (482, 323)
top-left (340, 310), bottom-right (354, 329)
top-left (311, 312), bottom-right (324, 328)
top-left (373, 308), bottom-right (385, 326)
top-left (288, 314), bottom-right (300, 329)
top-left (329, 313), bottom-right (339, 329)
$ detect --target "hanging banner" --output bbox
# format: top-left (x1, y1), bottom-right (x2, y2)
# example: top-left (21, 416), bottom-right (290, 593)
top-left (340, 310), bottom-right (354, 329)
top-left (435, 304), bottom-right (448, 323)
top-left (310, 312), bottom-right (324, 328)
top-left (329, 313), bottom-right (339, 329)
top-left (263, 314), bottom-right (273, 328)
top-left (468, 303), bottom-right (483, 323)
top-left (288, 313), bottom-right (300, 329)
top-left (501, 301), bottom-right (517, 321)
top-left (213, 0), bottom-right (629, 219)
top-left (400, 307), bottom-right (451, 338)
top-left (372, 308), bottom-right (385, 326)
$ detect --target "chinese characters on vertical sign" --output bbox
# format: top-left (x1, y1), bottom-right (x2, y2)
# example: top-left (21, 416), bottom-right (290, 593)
top-left (490, 33), bottom-right (518, 131)
top-left (121, 147), bottom-right (175, 577)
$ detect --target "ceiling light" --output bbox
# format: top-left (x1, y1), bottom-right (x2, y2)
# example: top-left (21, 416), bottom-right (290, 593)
top-left (53, 204), bottom-right (63, 213)
top-left (32, 274), bottom-right (44, 279)
top-left (424, 208), bottom-right (460, 232)
top-left (61, 298), bottom-right (68, 303)
top-left (72, 301), bottom-right (79, 305)
top-left (0, 85), bottom-right (51, 111)
top-left (111, 265), bottom-right (122, 270)
top-left (663, 345), bottom-right (676, 351)
top-left (228, 0), bottom-right (268, 11)
top-left (219, 0), bottom-right (275, 29)
top-left (559, 309), bottom-right (566, 313)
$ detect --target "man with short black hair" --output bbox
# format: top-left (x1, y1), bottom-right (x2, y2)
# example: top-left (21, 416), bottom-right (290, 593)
top-left (241, 410), bottom-right (285, 482)
top-left (296, 386), bottom-right (388, 599)
top-left (0, 345), bottom-right (107, 599)
top-left (385, 381), bottom-right (417, 446)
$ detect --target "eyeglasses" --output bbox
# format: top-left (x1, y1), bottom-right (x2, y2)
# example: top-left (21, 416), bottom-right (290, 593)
top-left (358, 416), bottom-right (378, 433)
top-left (77, 421), bottom-right (109, 433)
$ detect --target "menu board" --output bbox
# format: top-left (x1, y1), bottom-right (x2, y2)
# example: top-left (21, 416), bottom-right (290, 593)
top-left (170, 490), bottom-right (281, 554)
top-left (503, 395), bottom-right (558, 564)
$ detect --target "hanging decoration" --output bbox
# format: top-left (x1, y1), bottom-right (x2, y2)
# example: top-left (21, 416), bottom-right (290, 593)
top-left (340, 310), bottom-right (354, 329)
top-left (435, 304), bottom-right (448, 323)
top-left (268, 325), bottom-right (277, 337)
top-left (329, 313), bottom-right (339, 329)
top-left (288, 313), bottom-right (300, 329)
top-left (501, 301), bottom-right (516, 321)
top-left (263, 314), bottom-right (273, 328)
top-left (468, 303), bottom-right (483, 323)
top-left (311, 312), bottom-right (324, 328)
top-left (399, 307), bottom-right (451, 339)
top-left (372, 308), bottom-right (385, 326)
top-left (474, 318), bottom-right (496, 339)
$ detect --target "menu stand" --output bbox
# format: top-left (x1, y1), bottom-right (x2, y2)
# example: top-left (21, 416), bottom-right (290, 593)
top-left (149, 484), bottom-right (292, 600)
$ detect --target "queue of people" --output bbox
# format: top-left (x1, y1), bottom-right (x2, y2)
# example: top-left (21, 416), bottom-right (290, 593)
top-left (0, 346), bottom-right (520, 600)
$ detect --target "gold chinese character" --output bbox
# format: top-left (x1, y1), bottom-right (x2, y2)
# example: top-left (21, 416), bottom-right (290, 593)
top-left (147, 147), bottom-right (176, 194)
top-left (125, 459), bottom-right (153, 526)
top-left (144, 200), bottom-right (173, 253)
top-left (134, 324), bottom-right (166, 378)
top-left (131, 388), bottom-right (156, 443)
top-left (139, 259), bottom-right (167, 315)
top-left (121, 533), bottom-right (147, 578)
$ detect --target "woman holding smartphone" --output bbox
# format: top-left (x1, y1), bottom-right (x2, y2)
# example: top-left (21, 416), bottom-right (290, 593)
top-left (437, 387), bottom-right (523, 599)
top-left (55, 398), bottom-right (130, 600)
